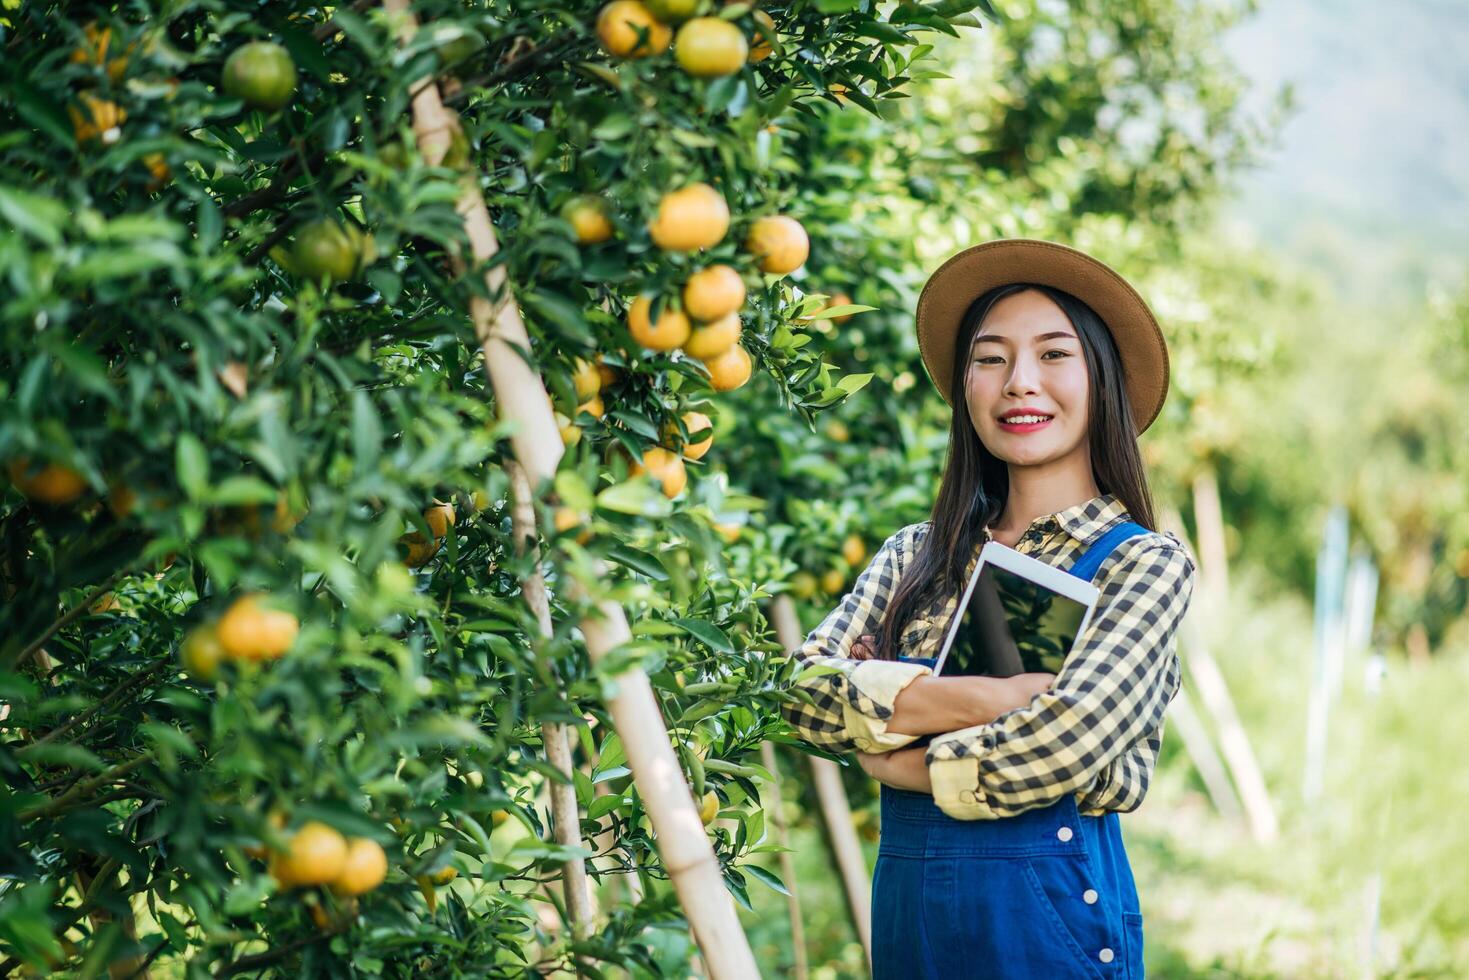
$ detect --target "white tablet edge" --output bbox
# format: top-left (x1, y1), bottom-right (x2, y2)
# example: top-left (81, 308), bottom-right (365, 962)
top-left (931, 541), bottom-right (1102, 678)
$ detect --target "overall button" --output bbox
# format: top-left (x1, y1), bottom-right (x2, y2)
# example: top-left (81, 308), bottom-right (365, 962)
top-left (1083, 888), bottom-right (1098, 905)
top-left (1056, 826), bottom-right (1073, 842)
top-left (1099, 948), bottom-right (1115, 963)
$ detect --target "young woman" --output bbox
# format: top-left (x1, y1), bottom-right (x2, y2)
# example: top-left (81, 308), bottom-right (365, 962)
top-left (782, 239), bottom-right (1197, 979)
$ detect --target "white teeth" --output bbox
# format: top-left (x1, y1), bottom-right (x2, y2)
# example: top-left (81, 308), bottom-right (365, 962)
top-left (1002, 414), bottom-right (1052, 424)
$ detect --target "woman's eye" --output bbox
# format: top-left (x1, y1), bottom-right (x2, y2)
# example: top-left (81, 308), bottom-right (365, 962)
top-left (974, 356), bottom-right (1003, 365)
top-left (1043, 350), bottom-right (1069, 359)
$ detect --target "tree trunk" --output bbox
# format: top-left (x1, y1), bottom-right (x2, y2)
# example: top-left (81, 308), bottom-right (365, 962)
top-left (769, 595), bottom-right (872, 968)
top-left (383, 5), bottom-right (758, 973)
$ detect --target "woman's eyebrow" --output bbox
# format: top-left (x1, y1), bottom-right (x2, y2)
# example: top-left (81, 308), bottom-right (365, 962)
top-left (972, 330), bottom-right (1077, 345)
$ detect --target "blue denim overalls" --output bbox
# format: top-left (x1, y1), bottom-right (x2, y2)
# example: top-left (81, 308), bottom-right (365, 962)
top-left (873, 521), bottom-right (1150, 980)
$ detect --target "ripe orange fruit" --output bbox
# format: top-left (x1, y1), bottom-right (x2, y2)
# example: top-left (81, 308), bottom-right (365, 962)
top-left (554, 411), bottom-right (582, 447)
top-left (681, 312), bottom-right (740, 360)
top-left (820, 568), bottom-right (846, 594)
top-left (400, 533), bottom-right (439, 568)
top-left (682, 264), bottom-right (745, 322)
top-left (222, 41), bottom-right (297, 111)
top-left (827, 291), bottom-right (855, 324)
top-left (69, 94), bottom-right (126, 144)
top-left (596, 357), bottom-right (620, 388)
top-left (630, 447), bottom-right (687, 499)
top-left (790, 571), bottom-right (819, 600)
top-left (745, 215), bottom-right (809, 275)
top-left (274, 821), bottom-right (348, 888)
top-left (293, 219), bottom-right (360, 283)
top-left (141, 153), bottom-right (171, 191)
top-left (106, 481), bottom-right (138, 519)
top-left (713, 522), bottom-right (741, 544)
top-left (491, 810), bottom-right (510, 827)
top-left (331, 838), bottom-right (388, 897)
top-left (841, 533), bottom-right (866, 567)
top-left (561, 195), bottom-right (614, 244)
top-left (824, 419), bottom-right (851, 443)
top-left (577, 394), bottom-right (606, 419)
top-left (554, 506), bottom-right (592, 544)
top-left (628, 295), bottom-right (693, 351)
top-left (698, 790), bottom-right (720, 825)
top-left (7, 458), bottom-right (87, 505)
top-left (424, 501), bottom-right (456, 540)
top-left (428, 865), bottom-right (458, 885)
top-left (747, 10), bottom-right (777, 62)
top-left (663, 411), bottom-right (713, 460)
top-left (646, 0), bottom-right (700, 21)
top-left (180, 624), bottom-right (225, 681)
top-left (572, 358), bottom-right (603, 400)
top-left (215, 593), bottom-right (299, 662)
top-left (596, 1), bottom-right (672, 58)
top-left (648, 183), bottom-right (729, 252)
top-left (674, 17), bottom-right (748, 77)
top-left (701, 344), bottom-right (752, 392)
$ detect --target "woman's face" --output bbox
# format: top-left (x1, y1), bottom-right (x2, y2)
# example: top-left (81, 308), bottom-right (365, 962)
top-left (964, 289), bottom-right (1092, 469)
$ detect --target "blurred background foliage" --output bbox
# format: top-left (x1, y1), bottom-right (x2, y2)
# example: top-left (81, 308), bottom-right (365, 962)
top-left (2, 0), bottom-right (1467, 975)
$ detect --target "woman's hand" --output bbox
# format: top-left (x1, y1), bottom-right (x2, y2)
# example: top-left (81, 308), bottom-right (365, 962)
top-left (855, 746), bottom-right (932, 793)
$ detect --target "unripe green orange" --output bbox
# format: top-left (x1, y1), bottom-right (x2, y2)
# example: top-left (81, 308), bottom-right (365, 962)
top-left (222, 41), bottom-right (297, 112)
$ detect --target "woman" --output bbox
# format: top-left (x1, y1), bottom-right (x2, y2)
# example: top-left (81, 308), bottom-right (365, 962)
top-left (781, 239), bottom-right (1196, 979)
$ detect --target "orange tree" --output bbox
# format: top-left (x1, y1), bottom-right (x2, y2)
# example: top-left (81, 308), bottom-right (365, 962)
top-left (0, 0), bottom-right (1005, 975)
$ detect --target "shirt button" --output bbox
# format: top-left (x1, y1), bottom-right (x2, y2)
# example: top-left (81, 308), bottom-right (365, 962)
top-left (1056, 826), bottom-right (1073, 842)
top-left (1099, 948), bottom-right (1115, 963)
top-left (1083, 889), bottom-right (1098, 905)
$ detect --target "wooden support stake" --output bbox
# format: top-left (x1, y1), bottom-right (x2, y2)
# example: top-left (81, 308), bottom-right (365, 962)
top-left (760, 740), bottom-right (809, 980)
top-left (381, 5), bottom-right (758, 973)
top-left (770, 595), bottom-right (872, 968)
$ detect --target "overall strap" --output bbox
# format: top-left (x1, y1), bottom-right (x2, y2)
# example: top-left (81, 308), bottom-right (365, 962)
top-left (1067, 520), bottom-right (1150, 583)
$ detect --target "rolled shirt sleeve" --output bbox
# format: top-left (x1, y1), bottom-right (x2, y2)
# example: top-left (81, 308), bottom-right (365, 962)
top-left (925, 533), bottom-right (1196, 820)
top-left (780, 524), bottom-right (934, 755)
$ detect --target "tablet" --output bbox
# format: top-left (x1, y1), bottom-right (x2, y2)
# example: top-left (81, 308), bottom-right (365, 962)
top-left (932, 541), bottom-right (1102, 678)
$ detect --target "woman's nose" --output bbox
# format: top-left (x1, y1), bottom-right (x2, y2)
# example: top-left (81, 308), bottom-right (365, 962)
top-left (1004, 354), bottom-right (1041, 396)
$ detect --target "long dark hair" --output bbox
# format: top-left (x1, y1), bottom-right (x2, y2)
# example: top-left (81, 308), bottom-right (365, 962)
top-left (874, 283), bottom-right (1158, 660)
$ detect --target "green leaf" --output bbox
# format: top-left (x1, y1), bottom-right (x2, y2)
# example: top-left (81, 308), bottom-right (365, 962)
top-left (671, 617), bottom-right (735, 654)
top-left (596, 479), bottom-right (672, 518)
top-left (607, 545), bottom-right (670, 581)
top-left (836, 372), bottom-right (875, 395)
top-left (0, 185), bottom-right (67, 245)
top-left (587, 794), bottom-right (624, 821)
top-left (744, 863), bottom-right (790, 896)
top-left (175, 434), bottom-right (209, 500)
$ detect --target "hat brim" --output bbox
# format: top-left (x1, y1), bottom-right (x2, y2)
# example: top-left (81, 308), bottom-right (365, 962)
top-left (915, 239), bottom-right (1169, 434)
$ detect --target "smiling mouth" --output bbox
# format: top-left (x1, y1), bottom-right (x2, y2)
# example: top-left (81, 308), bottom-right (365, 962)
top-left (997, 414), bottom-right (1054, 431)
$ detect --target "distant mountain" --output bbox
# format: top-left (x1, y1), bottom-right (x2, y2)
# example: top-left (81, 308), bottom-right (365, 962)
top-left (1220, 0), bottom-right (1469, 306)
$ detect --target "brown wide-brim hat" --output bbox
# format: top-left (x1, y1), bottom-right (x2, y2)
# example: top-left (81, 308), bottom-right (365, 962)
top-left (915, 238), bottom-right (1170, 434)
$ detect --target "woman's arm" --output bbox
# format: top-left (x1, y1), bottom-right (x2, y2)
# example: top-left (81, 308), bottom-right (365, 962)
top-left (924, 535), bottom-right (1196, 821)
top-left (856, 746), bottom-right (932, 793)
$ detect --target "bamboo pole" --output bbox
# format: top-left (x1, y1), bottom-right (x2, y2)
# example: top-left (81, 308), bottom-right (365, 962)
top-left (769, 595), bottom-right (872, 967)
top-left (381, 5), bottom-right (758, 973)
top-left (508, 461), bottom-right (594, 955)
top-left (1191, 464), bottom-right (1230, 611)
top-left (1166, 685), bottom-right (1243, 822)
top-left (759, 740), bottom-right (809, 980)
top-left (1162, 509), bottom-right (1279, 842)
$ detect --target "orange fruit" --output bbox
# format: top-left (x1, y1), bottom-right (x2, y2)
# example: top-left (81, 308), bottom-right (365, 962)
top-left (553, 506), bottom-right (592, 544)
top-left (682, 264), bottom-right (745, 322)
top-left (713, 522), bottom-right (741, 544)
top-left (628, 295), bottom-right (693, 351)
top-left (293, 219), bottom-right (360, 283)
top-left (827, 291), bottom-right (855, 324)
top-left (698, 790), bottom-right (720, 825)
top-left (274, 821), bottom-right (348, 888)
top-left (180, 624), bottom-right (225, 681)
top-left (681, 312), bottom-right (740, 360)
top-left (663, 411), bottom-right (713, 460)
top-left (572, 358), bottom-right (603, 400)
top-left (841, 533), bottom-right (866, 567)
top-left (215, 593), bottom-right (299, 662)
top-left (596, 357), bottom-right (620, 388)
top-left (674, 17), bottom-right (748, 77)
top-left (702, 344), bottom-right (752, 392)
top-left (820, 568), bottom-right (846, 594)
top-left (554, 411), bottom-right (582, 447)
top-left (400, 533), bottom-right (439, 568)
top-left (424, 501), bottom-right (456, 540)
top-left (747, 10), bottom-right (776, 62)
top-left (646, 0), bottom-right (700, 21)
top-left (69, 94), bottom-right (126, 144)
top-left (630, 447), bottom-right (687, 499)
top-left (648, 182), bottom-right (729, 252)
top-left (790, 571), bottom-right (819, 600)
top-left (331, 838), bottom-right (388, 897)
top-left (106, 481), bottom-right (138, 519)
top-left (222, 41), bottom-right (297, 111)
top-left (561, 195), bottom-right (614, 244)
top-left (824, 419), bottom-right (851, 443)
top-left (745, 215), bottom-right (809, 275)
top-left (490, 810), bottom-right (510, 827)
top-left (577, 394), bottom-right (606, 420)
top-left (428, 865), bottom-right (458, 885)
top-left (7, 458), bottom-right (87, 505)
top-left (596, 1), bottom-right (672, 58)
top-left (142, 153), bottom-right (171, 191)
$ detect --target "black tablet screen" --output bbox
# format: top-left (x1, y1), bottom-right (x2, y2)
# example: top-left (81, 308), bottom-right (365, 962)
top-left (940, 563), bottom-right (1090, 677)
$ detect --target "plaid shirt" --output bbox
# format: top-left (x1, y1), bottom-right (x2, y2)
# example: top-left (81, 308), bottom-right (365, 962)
top-left (780, 494), bottom-right (1196, 820)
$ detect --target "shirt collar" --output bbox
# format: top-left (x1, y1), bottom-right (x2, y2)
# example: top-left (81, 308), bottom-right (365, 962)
top-left (1052, 493), bottom-right (1131, 544)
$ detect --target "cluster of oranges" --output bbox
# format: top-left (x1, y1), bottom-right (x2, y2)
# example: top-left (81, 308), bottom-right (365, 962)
top-left (789, 533), bottom-right (867, 599)
top-left (264, 820), bottom-right (388, 898)
top-left (399, 501), bottom-right (458, 568)
top-left (596, 1), bottom-right (777, 76)
top-left (180, 593), bottom-right (300, 681)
